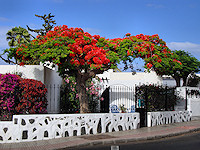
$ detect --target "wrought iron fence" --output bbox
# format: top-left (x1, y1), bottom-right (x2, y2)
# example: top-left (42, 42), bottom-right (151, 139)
top-left (135, 85), bottom-right (177, 112)
top-left (46, 84), bottom-right (136, 114)
top-left (109, 85), bottom-right (135, 113)
top-left (47, 84), bottom-right (180, 115)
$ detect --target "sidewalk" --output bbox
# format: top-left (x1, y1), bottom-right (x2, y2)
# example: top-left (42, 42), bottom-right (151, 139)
top-left (1, 117), bottom-right (200, 150)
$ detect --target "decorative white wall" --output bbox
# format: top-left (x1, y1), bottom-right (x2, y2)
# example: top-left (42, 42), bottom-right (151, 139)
top-left (147, 111), bottom-right (192, 127)
top-left (0, 113), bottom-right (140, 143)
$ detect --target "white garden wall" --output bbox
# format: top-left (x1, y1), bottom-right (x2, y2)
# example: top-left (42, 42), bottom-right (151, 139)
top-left (147, 111), bottom-right (192, 127)
top-left (0, 113), bottom-right (140, 143)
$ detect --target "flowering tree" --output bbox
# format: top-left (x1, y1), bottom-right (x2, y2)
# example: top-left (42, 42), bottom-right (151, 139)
top-left (13, 25), bottom-right (179, 113)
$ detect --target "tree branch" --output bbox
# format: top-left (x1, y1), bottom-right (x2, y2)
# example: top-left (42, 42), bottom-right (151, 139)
top-left (88, 65), bottom-right (111, 79)
top-left (0, 55), bottom-right (16, 64)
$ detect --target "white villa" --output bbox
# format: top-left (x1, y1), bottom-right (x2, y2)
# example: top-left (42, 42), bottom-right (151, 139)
top-left (0, 64), bottom-right (199, 115)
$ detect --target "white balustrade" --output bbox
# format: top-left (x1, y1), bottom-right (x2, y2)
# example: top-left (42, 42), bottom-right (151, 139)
top-left (147, 111), bottom-right (192, 127)
top-left (0, 113), bottom-right (140, 143)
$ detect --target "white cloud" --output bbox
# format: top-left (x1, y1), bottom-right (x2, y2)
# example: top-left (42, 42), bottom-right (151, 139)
top-left (52, 0), bottom-right (64, 3)
top-left (0, 17), bottom-right (10, 22)
top-left (83, 27), bottom-right (101, 35)
top-left (167, 42), bottom-right (200, 60)
top-left (146, 3), bottom-right (164, 9)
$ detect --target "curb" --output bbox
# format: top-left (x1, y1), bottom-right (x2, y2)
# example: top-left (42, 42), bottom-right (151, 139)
top-left (61, 126), bottom-right (200, 150)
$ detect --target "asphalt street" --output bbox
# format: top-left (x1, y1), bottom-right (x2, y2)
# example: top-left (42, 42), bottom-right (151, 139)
top-left (69, 130), bottom-right (200, 150)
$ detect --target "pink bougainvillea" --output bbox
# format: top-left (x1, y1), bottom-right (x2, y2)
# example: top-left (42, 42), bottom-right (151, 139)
top-left (0, 74), bottom-right (20, 112)
top-left (0, 73), bottom-right (47, 121)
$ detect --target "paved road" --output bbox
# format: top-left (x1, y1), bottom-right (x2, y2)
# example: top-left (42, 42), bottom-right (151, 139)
top-left (70, 131), bottom-right (200, 150)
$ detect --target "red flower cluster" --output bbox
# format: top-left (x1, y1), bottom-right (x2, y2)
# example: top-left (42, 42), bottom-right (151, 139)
top-left (147, 63), bottom-right (153, 68)
top-left (125, 33), bottom-right (131, 37)
top-left (15, 24), bottom-right (179, 71)
top-left (26, 25), bottom-right (110, 69)
top-left (107, 33), bottom-right (174, 69)
top-left (173, 59), bottom-right (182, 65)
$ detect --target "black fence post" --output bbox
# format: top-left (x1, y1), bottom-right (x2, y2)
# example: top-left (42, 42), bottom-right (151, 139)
top-left (165, 86), bottom-right (168, 111)
top-left (185, 87), bottom-right (188, 110)
top-left (135, 85), bottom-right (137, 109)
top-left (144, 86), bottom-right (148, 127)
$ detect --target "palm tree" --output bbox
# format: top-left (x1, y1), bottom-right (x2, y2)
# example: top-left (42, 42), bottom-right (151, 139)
top-left (0, 26), bottom-right (32, 64)
top-left (6, 26), bottom-right (31, 47)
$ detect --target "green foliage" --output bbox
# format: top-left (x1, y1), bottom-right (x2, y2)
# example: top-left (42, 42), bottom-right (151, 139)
top-left (6, 26), bottom-right (31, 47)
top-left (0, 26), bottom-right (32, 64)
top-left (187, 73), bottom-right (200, 87)
top-left (153, 49), bottom-right (200, 87)
top-left (119, 104), bottom-right (127, 113)
top-left (60, 76), bottom-right (79, 113)
top-left (176, 50), bottom-right (199, 71)
top-left (173, 50), bottom-right (199, 86)
top-left (0, 13), bottom-right (56, 65)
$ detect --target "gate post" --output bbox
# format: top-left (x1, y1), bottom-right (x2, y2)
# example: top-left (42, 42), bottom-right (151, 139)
top-left (185, 87), bottom-right (188, 110)
top-left (165, 86), bottom-right (168, 111)
top-left (144, 86), bottom-right (148, 127)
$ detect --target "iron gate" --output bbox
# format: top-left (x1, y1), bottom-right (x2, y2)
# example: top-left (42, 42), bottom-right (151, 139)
top-left (135, 85), bottom-right (177, 127)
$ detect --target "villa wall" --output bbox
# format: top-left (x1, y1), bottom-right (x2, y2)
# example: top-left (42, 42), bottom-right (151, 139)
top-left (97, 69), bottom-right (163, 88)
top-left (0, 65), bottom-right (44, 83)
top-left (0, 113), bottom-right (140, 143)
top-left (109, 70), bottom-right (163, 86)
top-left (44, 66), bottom-right (63, 113)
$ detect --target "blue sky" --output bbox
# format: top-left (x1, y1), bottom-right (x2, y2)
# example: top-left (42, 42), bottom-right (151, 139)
top-left (0, 0), bottom-right (200, 71)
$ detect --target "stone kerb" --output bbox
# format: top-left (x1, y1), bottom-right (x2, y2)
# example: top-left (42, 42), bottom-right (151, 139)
top-left (147, 111), bottom-right (192, 127)
top-left (0, 113), bottom-right (140, 143)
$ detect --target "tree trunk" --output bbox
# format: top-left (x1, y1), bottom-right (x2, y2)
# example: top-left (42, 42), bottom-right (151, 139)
top-left (75, 68), bottom-right (106, 113)
top-left (76, 73), bottom-right (89, 113)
